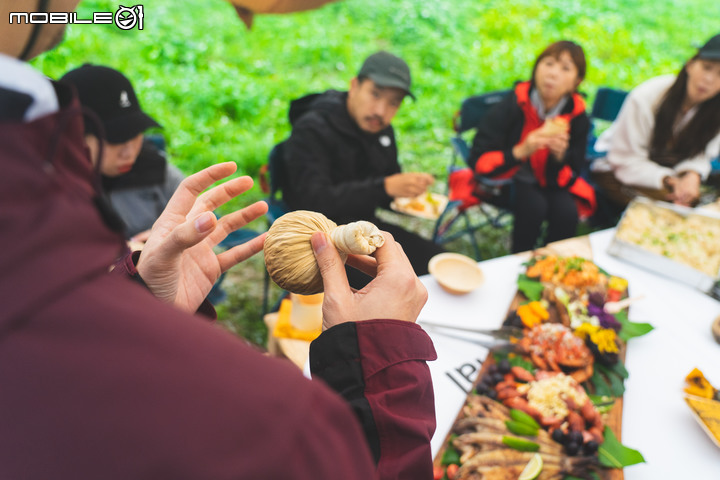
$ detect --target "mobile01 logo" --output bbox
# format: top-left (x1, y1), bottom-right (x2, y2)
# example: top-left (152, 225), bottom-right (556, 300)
top-left (9, 5), bottom-right (145, 31)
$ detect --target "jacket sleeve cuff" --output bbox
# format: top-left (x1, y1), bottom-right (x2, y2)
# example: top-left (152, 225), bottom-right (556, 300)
top-left (375, 177), bottom-right (393, 205)
top-left (309, 320), bottom-right (436, 378)
top-left (309, 320), bottom-right (437, 477)
top-left (110, 251), bottom-right (217, 320)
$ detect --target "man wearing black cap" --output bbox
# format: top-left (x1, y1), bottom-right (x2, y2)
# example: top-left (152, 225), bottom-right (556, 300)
top-left (61, 64), bottom-right (184, 241)
top-left (281, 51), bottom-right (445, 283)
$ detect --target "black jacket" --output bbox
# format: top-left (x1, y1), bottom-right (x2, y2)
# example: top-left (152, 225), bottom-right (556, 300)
top-left (281, 90), bottom-right (399, 225)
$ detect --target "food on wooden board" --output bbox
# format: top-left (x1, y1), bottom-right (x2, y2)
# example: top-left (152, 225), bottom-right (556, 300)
top-left (516, 323), bottom-right (595, 383)
top-left (445, 394), bottom-right (599, 480)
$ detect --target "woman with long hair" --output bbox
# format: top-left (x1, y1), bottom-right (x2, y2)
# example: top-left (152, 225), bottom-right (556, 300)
top-left (592, 33), bottom-right (720, 209)
top-left (468, 40), bottom-right (595, 253)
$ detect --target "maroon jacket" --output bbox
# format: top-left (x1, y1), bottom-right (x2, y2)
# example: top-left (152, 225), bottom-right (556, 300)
top-left (0, 82), bottom-right (436, 479)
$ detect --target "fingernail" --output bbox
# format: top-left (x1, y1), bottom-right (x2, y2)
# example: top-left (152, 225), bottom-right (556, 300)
top-left (310, 232), bottom-right (327, 253)
top-left (194, 212), bottom-right (215, 233)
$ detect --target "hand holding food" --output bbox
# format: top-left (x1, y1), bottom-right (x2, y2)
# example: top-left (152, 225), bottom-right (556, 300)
top-left (310, 230), bottom-right (428, 330)
top-left (264, 210), bottom-right (385, 295)
top-left (668, 171), bottom-right (701, 206)
top-left (384, 172), bottom-right (435, 198)
top-left (539, 117), bottom-right (570, 137)
top-left (546, 134), bottom-right (570, 160)
top-left (514, 117), bottom-right (570, 160)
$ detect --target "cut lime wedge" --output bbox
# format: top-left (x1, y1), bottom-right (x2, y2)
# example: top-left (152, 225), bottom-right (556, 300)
top-left (518, 452), bottom-right (543, 480)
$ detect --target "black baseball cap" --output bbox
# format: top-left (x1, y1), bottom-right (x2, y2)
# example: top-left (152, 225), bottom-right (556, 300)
top-left (698, 33), bottom-right (720, 61)
top-left (358, 51), bottom-right (415, 100)
top-left (60, 64), bottom-right (161, 144)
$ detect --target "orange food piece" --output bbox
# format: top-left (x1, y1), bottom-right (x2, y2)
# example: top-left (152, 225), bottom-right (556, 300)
top-left (685, 368), bottom-right (717, 399)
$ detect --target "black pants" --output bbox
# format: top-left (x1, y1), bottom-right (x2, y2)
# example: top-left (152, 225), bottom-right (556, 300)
top-left (511, 181), bottom-right (578, 253)
top-left (345, 219), bottom-right (445, 290)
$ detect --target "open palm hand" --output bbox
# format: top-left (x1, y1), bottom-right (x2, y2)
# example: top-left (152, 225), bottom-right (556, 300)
top-left (137, 162), bottom-right (268, 312)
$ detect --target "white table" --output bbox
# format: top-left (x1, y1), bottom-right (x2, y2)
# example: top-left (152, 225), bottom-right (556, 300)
top-left (419, 228), bottom-right (720, 477)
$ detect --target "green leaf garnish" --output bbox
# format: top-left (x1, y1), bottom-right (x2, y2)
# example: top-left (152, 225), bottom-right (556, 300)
top-left (609, 359), bottom-right (629, 379)
top-left (517, 274), bottom-right (544, 301)
top-left (598, 426), bottom-right (646, 468)
top-left (441, 437), bottom-right (460, 465)
top-left (589, 366), bottom-right (614, 397)
top-left (595, 363), bottom-right (626, 396)
top-left (614, 309), bottom-right (654, 341)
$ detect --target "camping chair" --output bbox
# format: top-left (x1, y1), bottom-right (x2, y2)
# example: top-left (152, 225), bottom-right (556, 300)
top-left (258, 141), bottom-right (290, 315)
top-left (432, 89), bottom-right (513, 260)
top-left (585, 87), bottom-right (629, 162)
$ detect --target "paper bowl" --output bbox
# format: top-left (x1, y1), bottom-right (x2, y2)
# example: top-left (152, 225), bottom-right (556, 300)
top-left (428, 253), bottom-right (484, 295)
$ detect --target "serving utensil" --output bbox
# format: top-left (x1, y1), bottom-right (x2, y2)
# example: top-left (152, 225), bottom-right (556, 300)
top-left (419, 321), bottom-right (522, 349)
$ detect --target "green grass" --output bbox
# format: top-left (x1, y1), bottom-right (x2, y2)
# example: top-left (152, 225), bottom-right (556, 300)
top-left (31, 0), bottom-right (720, 345)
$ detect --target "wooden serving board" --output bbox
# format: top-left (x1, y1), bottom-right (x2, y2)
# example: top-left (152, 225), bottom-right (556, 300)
top-left (433, 245), bottom-right (626, 479)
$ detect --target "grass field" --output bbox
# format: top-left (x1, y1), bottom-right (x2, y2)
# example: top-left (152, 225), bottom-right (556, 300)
top-left (32, 0), bottom-right (720, 345)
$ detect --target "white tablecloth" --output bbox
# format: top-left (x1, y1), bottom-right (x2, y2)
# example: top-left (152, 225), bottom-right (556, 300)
top-left (419, 229), bottom-right (720, 477)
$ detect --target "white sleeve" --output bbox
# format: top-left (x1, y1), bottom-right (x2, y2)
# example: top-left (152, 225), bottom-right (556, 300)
top-left (606, 90), bottom-right (674, 189)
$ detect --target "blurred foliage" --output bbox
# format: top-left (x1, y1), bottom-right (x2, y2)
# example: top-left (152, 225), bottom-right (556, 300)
top-left (34, 0), bottom-right (719, 202)
top-left (31, 0), bottom-right (719, 343)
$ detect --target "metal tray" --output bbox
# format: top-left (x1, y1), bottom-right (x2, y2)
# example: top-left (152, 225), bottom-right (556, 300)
top-left (608, 197), bottom-right (720, 296)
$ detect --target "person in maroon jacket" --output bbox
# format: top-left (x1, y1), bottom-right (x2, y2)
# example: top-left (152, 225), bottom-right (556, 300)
top-left (468, 41), bottom-right (596, 253)
top-left (0, 2), bottom-right (436, 479)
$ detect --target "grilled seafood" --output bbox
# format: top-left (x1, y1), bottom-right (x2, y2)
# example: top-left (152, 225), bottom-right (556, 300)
top-left (454, 431), bottom-right (563, 457)
top-left (446, 392), bottom-right (602, 479)
top-left (494, 369), bottom-right (604, 444)
top-left (517, 323), bottom-right (594, 383)
top-left (454, 449), bottom-right (597, 480)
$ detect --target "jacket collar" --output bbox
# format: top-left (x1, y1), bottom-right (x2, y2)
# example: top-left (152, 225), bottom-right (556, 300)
top-left (0, 53), bottom-right (59, 122)
top-left (515, 81), bottom-right (586, 120)
top-left (292, 89), bottom-right (394, 139)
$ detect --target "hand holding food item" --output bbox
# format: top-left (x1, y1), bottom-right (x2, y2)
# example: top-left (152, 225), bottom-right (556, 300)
top-left (264, 210), bottom-right (384, 294)
top-left (539, 116), bottom-right (570, 137)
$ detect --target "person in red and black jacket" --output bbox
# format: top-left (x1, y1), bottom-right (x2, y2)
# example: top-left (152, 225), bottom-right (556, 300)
top-left (468, 41), bottom-right (596, 253)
